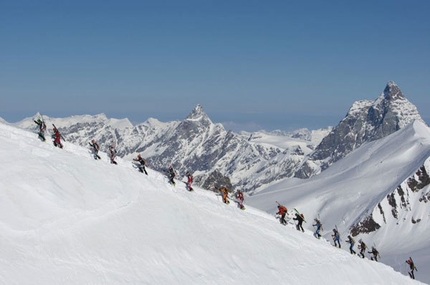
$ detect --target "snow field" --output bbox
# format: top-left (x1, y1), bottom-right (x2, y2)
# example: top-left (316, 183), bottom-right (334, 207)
top-left (0, 122), bottom-right (424, 284)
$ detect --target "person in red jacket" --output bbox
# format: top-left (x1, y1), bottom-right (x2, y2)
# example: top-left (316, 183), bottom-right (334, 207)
top-left (186, 172), bottom-right (193, 191)
top-left (276, 202), bottom-right (288, 225)
top-left (406, 257), bottom-right (417, 279)
top-left (52, 125), bottom-right (63, 148)
top-left (235, 190), bottom-right (245, 210)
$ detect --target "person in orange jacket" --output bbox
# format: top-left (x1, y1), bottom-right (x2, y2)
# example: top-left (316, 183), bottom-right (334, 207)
top-left (219, 186), bottom-right (230, 204)
top-left (276, 202), bottom-right (288, 225)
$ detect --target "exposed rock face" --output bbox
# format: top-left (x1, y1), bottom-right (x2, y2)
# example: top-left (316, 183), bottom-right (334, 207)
top-left (199, 170), bottom-right (233, 191)
top-left (350, 159), bottom-right (430, 235)
top-left (350, 215), bottom-right (381, 237)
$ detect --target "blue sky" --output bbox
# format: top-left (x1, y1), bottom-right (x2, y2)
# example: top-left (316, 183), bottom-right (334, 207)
top-left (1, 0), bottom-right (429, 132)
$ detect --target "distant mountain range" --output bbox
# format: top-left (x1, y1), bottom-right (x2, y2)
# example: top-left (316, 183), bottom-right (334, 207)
top-left (10, 81), bottom-right (426, 193)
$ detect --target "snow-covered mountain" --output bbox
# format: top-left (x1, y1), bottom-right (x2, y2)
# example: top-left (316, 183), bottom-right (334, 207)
top-left (10, 82), bottom-right (425, 195)
top-left (295, 81), bottom-right (426, 178)
top-left (14, 106), bottom-right (328, 193)
top-left (0, 122), bottom-right (422, 284)
top-left (248, 120), bottom-right (430, 283)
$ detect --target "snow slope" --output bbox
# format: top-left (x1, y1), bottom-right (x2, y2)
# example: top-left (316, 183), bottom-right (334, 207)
top-left (248, 121), bottom-right (430, 283)
top-left (0, 122), bottom-right (422, 284)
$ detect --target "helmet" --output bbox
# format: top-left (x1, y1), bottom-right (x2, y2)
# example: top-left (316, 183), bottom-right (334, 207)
top-left (137, 153), bottom-right (141, 158)
top-left (91, 139), bottom-right (95, 143)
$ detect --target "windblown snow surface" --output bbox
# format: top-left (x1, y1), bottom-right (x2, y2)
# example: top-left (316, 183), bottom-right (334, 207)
top-left (248, 121), bottom-right (430, 284)
top-left (0, 122), bottom-right (424, 284)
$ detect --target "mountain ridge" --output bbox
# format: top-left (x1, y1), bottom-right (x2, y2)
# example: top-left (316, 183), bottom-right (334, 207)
top-left (9, 82), bottom-right (426, 194)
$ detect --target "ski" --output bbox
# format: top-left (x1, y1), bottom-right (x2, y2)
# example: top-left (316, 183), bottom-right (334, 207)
top-left (293, 208), bottom-right (306, 223)
top-left (52, 124), bottom-right (66, 141)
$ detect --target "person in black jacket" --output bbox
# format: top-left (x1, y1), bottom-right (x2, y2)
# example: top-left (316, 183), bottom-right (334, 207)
top-left (368, 246), bottom-right (380, 261)
top-left (168, 164), bottom-right (176, 185)
top-left (89, 139), bottom-right (101, 160)
top-left (133, 154), bottom-right (148, 175)
top-left (34, 118), bottom-right (46, 141)
top-left (358, 239), bottom-right (367, 258)
top-left (293, 213), bottom-right (305, 232)
top-left (406, 257), bottom-right (417, 279)
top-left (332, 228), bottom-right (341, 248)
top-left (346, 235), bottom-right (356, 255)
top-left (109, 144), bottom-right (117, 164)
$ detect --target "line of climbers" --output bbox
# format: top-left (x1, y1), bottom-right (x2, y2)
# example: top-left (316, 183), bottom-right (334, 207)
top-left (34, 117), bottom-right (119, 164)
top-left (274, 202), bottom-right (418, 280)
top-left (34, 117), bottom-right (64, 149)
top-left (214, 186), bottom-right (246, 210)
top-left (33, 117), bottom-right (210, 201)
top-left (34, 117), bottom-right (419, 280)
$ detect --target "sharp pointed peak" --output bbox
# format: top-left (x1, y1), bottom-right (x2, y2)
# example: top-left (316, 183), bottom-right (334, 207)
top-left (386, 80), bottom-right (397, 87)
top-left (382, 80), bottom-right (404, 101)
top-left (190, 104), bottom-right (205, 114)
top-left (186, 104), bottom-right (209, 120)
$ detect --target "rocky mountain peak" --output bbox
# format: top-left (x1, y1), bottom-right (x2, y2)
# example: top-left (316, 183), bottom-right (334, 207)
top-left (186, 104), bottom-right (209, 121)
top-left (382, 81), bottom-right (404, 101)
top-left (181, 104), bottom-right (215, 133)
top-left (295, 81), bottom-right (425, 178)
